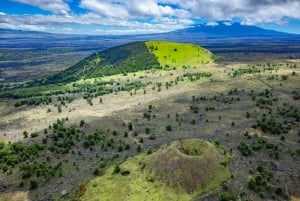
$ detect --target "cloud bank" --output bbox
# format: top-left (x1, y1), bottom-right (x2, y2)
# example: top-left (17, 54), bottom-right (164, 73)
top-left (1, 0), bottom-right (300, 34)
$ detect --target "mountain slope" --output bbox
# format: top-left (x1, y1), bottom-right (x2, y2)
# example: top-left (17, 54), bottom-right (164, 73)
top-left (168, 22), bottom-right (294, 39)
top-left (46, 41), bottom-right (214, 83)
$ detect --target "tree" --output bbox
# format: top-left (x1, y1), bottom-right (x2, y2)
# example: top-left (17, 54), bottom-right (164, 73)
top-left (80, 120), bottom-right (85, 127)
top-left (93, 168), bottom-right (99, 175)
top-left (166, 125), bottom-right (172, 131)
top-left (128, 122), bottom-right (133, 131)
top-left (113, 165), bottom-right (120, 174)
top-left (29, 180), bottom-right (38, 190)
top-left (23, 131), bottom-right (28, 138)
top-left (30, 132), bottom-right (38, 138)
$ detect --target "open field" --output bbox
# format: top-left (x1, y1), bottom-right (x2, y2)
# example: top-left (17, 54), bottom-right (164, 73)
top-left (0, 49), bottom-right (93, 82)
top-left (0, 42), bottom-right (299, 201)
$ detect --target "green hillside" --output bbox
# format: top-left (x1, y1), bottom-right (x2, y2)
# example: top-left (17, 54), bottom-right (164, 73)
top-left (46, 41), bottom-right (214, 84)
top-left (46, 42), bottom-right (160, 83)
top-left (145, 41), bottom-right (214, 69)
top-left (80, 140), bottom-right (230, 201)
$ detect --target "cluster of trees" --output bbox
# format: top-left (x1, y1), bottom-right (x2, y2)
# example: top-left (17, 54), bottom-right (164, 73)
top-left (232, 63), bottom-right (279, 77)
top-left (238, 138), bottom-right (281, 159)
top-left (20, 161), bottom-right (57, 181)
top-left (233, 66), bottom-right (261, 76)
top-left (14, 96), bottom-right (52, 107)
top-left (183, 72), bottom-right (212, 82)
top-left (218, 192), bottom-right (238, 201)
top-left (253, 116), bottom-right (283, 135)
top-left (0, 142), bottom-right (44, 168)
top-left (248, 165), bottom-right (287, 199)
top-left (277, 106), bottom-right (300, 121)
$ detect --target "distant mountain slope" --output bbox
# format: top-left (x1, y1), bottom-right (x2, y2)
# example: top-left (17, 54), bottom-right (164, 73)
top-left (46, 41), bottom-right (214, 83)
top-left (1, 23), bottom-right (299, 49)
top-left (0, 28), bottom-right (47, 35)
top-left (168, 22), bottom-right (294, 39)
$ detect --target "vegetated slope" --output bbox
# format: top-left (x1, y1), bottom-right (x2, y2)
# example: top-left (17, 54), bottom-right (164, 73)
top-left (80, 139), bottom-right (230, 201)
top-left (145, 41), bottom-right (214, 69)
top-left (46, 42), bottom-right (160, 83)
top-left (45, 41), bottom-right (214, 84)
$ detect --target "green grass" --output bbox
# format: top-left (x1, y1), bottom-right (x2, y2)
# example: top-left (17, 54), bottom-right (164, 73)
top-left (80, 140), bottom-right (230, 201)
top-left (145, 41), bottom-right (214, 69)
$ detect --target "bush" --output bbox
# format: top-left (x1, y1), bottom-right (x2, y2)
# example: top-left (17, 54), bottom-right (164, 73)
top-left (93, 168), bottom-right (99, 175)
top-left (113, 165), bottom-right (121, 174)
top-left (166, 125), bottom-right (172, 131)
top-left (128, 122), bottom-right (133, 131)
top-left (149, 134), bottom-right (156, 140)
top-left (100, 161), bottom-right (106, 168)
top-left (238, 141), bottom-right (252, 156)
top-left (30, 132), bottom-right (38, 138)
top-left (218, 192), bottom-right (237, 201)
top-left (248, 178), bottom-right (258, 192)
top-left (29, 180), bottom-right (38, 190)
top-left (80, 120), bottom-right (85, 127)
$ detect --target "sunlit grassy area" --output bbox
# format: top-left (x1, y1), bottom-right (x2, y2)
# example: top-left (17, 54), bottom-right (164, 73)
top-left (145, 41), bottom-right (214, 69)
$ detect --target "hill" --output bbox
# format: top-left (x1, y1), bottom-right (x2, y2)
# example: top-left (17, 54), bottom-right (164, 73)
top-left (79, 139), bottom-right (230, 201)
top-left (46, 41), bottom-right (214, 83)
top-left (46, 42), bottom-right (160, 83)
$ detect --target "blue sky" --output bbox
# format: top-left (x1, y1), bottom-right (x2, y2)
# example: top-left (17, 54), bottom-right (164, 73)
top-left (0, 0), bottom-right (300, 35)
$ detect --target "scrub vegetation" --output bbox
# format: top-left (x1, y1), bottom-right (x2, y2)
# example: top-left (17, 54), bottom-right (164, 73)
top-left (0, 41), bottom-right (299, 201)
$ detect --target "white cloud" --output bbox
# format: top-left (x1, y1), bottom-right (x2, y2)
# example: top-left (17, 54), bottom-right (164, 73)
top-left (80, 0), bottom-right (189, 19)
top-left (0, 13), bottom-right (192, 34)
top-left (80, 0), bottom-right (129, 18)
top-left (206, 22), bottom-right (219, 27)
top-left (172, 0), bottom-right (300, 24)
top-left (11, 0), bottom-right (70, 15)
top-left (1, 0), bottom-right (300, 34)
top-left (223, 21), bottom-right (232, 26)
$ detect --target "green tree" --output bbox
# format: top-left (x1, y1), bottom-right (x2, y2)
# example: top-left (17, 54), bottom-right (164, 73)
top-left (29, 180), bottom-right (38, 190)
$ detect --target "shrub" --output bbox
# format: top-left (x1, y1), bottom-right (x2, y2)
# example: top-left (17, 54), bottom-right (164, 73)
top-left (149, 134), bottom-right (156, 140)
top-left (238, 141), bottom-right (252, 156)
top-left (113, 165), bottom-right (120, 174)
top-left (166, 125), bottom-right (172, 131)
top-left (29, 180), bottom-right (38, 190)
top-left (218, 192), bottom-right (238, 201)
top-left (93, 168), bottom-right (99, 175)
top-left (30, 132), bottom-right (38, 138)
top-left (128, 122), bottom-right (133, 131)
top-left (80, 120), bottom-right (85, 127)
